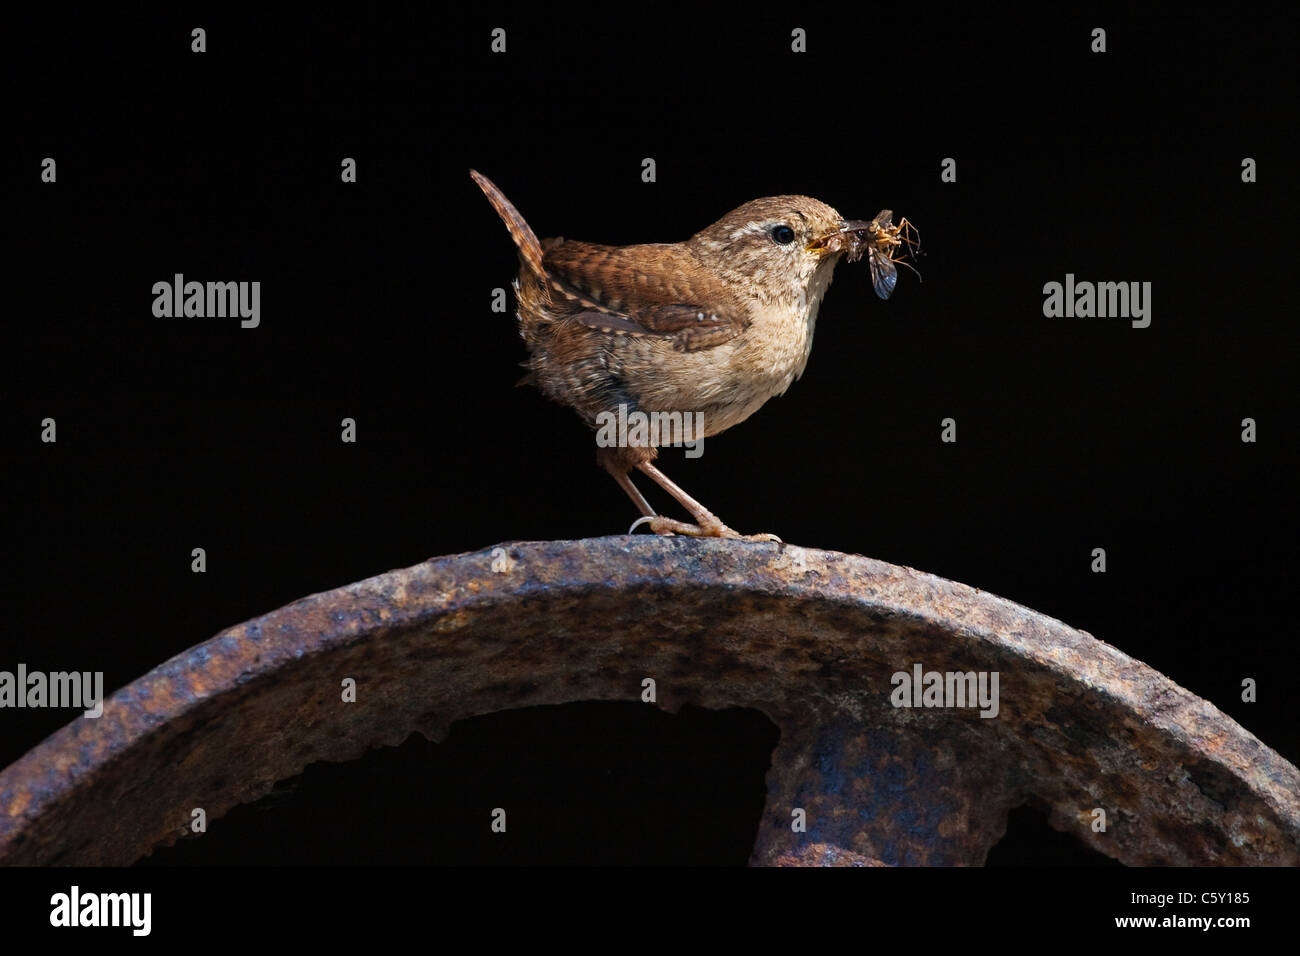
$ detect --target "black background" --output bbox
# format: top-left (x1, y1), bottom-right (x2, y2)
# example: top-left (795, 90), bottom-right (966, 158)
top-left (3, 7), bottom-right (1295, 885)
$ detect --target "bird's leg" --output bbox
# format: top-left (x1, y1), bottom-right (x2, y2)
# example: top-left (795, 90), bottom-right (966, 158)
top-left (634, 461), bottom-right (781, 542)
top-left (611, 470), bottom-right (655, 519)
top-left (598, 446), bottom-right (673, 535)
top-left (597, 445), bottom-right (779, 542)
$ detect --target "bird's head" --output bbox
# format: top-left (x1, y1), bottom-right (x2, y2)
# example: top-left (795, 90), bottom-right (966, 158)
top-left (686, 195), bottom-right (873, 309)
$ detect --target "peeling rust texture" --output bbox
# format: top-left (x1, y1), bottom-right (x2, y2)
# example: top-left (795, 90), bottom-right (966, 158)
top-left (1, 537), bottom-right (1297, 866)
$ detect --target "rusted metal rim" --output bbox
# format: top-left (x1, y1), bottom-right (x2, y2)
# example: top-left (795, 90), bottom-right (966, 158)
top-left (1, 537), bottom-right (1297, 865)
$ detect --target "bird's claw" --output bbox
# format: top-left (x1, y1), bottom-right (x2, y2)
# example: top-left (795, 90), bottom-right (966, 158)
top-left (627, 515), bottom-right (780, 542)
top-left (628, 515), bottom-right (672, 536)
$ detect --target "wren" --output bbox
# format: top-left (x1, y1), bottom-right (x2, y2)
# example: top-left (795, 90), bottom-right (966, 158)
top-left (471, 169), bottom-right (900, 540)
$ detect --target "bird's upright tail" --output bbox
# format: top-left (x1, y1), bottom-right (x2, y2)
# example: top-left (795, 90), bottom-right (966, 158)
top-left (470, 169), bottom-right (546, 279)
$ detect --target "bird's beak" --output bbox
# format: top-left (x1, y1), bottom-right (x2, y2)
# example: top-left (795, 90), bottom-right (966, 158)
top-left (807, 220), bottom-right (873, 261)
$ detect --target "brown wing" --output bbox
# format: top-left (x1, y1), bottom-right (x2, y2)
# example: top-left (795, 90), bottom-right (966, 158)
top-left (542, 240), bottom-right (748, 352)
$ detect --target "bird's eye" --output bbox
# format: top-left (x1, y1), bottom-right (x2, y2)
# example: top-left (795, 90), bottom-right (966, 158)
top-left (771, 225), bottom-right (796, 245)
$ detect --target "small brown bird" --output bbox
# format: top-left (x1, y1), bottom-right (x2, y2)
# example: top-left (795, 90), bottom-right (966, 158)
top-left (471, 170), bottom-right (908, 540)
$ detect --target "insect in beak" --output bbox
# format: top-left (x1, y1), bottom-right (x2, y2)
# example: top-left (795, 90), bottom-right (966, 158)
top-left (808, 221), bottom-right (871, 259)
top-left (807, 214), bottom-right (922, 299)
top-left (859, 211), bottom-right (923, 300)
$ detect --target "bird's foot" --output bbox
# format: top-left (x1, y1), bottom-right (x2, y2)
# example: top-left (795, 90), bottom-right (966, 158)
top-left (628, 515), bottom-right (781, 542)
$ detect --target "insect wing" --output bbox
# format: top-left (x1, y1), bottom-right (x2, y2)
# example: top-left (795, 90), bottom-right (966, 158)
top-left (869, 247), bottom-right (898, 299)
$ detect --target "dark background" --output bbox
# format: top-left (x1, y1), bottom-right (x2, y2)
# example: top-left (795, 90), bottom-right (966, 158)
top-left (3, 10), bottom-right (1295, 869)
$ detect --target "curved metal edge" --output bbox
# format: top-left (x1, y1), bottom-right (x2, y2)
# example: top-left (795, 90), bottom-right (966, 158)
top-left (1, 537), bottom-right (1296, 865)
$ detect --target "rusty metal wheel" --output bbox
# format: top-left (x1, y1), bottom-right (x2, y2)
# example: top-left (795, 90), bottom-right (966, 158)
top-left (2, 538), bottom-right (1296, 866)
